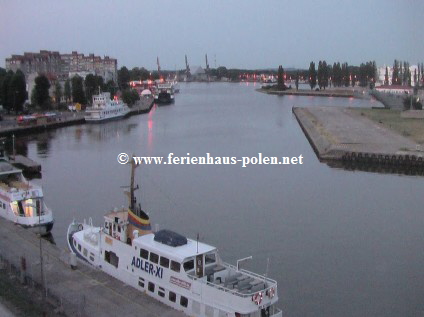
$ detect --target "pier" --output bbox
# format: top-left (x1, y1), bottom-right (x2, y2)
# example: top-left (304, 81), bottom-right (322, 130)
top-left (0, 217), bottom-right (184, 317)
top-left (292, 106), bottom-right (424, 168)
top-left (8, 155), bottom-right (42, 174)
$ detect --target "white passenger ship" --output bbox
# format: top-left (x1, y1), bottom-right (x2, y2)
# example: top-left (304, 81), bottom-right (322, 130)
top-left (67, 162), bottom-right (282, 317)
top-left (85, 92), bottom-right (130, 122)
top-left (0, 149), bottom-right (53, 235)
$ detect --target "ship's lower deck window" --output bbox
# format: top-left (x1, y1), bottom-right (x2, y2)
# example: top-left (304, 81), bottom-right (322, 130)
top-left (148, 282), bottom-right (155, 292)
top-left (158, 287), bottom-right (165, 297)
top-left (169, 291), bottom-right (176, 303)
top-left (180, 296), bottom-right (188, 308)
top-left (104, 250), bottom-right (119, 268)
top-left (78, 244), bottom-right (81, 252)
top-left (83, 248), bottom-right (88, 257)
top-left (138, 277), bottom-right (145, 288)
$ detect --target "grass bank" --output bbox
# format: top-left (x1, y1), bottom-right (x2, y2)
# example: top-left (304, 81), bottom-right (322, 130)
top-left (351, 108), bottom-right (424, 144)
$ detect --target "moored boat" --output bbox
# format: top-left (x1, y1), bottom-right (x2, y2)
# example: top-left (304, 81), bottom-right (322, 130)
top-left (85, 92), bottom-right (130, 122)
top-left (154, 83), bottom-right (175, 104)
top-left (0, 149), bottom-right (53, 235)
top-left (67, 162), bottom-right (282, 317)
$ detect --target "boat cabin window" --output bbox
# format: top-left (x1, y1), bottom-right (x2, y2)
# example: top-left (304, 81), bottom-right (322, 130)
top-left (148, 282), bottom-right (155, 292)
top-left (149, 252), bottom-right (159, 264)
top-left (160, 256), bottom-right (170, 268)
top-left (183, 259), bottom-right (194, 272)
top-left (169, 291), bottom-right (176, 302)
top-left (170, 260), bottom-right (180, 273)
top-left (158, 287), bottom-right (165, 298)
top-left (105, 222), bottom-right (109, 228)
top-left (140, 248), bottom-right (149, 260)
top-left (205, 253), bottom-right (216, 265)
top-left (180, 296), bottom-right (188, 308)
top-left (11, 199), bottom-right (42, 217)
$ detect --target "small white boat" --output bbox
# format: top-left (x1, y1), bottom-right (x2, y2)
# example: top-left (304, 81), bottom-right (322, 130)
top-left (67, 162), bottom-right (282, 317)
top-left (85, 92), bottom-right (130, 122)
top-left (0, 150), bottom-right (53, 235)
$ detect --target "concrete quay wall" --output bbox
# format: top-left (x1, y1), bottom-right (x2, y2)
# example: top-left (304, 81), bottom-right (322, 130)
top-left (260, 88), bottom-right (356, 98)
top-left (292, 106), bottom-right (424, 167)
top-left (0, 217), bottom-right (184, 317)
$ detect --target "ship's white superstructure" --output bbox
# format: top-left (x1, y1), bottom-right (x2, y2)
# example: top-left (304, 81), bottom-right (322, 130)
top-left (85, 92), bottom-right (130, 122)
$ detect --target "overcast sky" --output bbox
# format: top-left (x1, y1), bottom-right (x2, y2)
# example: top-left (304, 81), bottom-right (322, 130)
top-left (1, 0), bottom-right (423, 70)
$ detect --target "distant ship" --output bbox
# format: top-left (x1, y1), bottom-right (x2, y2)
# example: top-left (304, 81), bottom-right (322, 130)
top-left (67, 162), bottom-right (282, 317)
top-left (85, 92), bottom-right (130, 122)
top-left (0, 149), bottom-right (53, 235)
top-left (154, 83), bottom-right (175, 104)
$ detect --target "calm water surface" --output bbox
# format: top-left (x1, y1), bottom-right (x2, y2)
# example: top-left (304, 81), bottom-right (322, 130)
top-left (16, 83), bottom-right (424, 317)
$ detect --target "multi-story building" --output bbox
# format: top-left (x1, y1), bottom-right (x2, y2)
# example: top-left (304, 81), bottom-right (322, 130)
top-left (6, 50), bottom-right (117, 82)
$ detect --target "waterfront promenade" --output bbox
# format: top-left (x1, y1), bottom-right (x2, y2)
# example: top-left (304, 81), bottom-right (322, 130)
top-left (0, 217), bottom-right (184, 317)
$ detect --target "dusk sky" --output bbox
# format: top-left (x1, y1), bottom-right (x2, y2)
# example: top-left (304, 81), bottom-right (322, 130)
top-left (1, 0), bottom-right (423, 70)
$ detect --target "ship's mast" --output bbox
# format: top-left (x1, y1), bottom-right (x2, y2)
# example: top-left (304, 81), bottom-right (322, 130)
top-left (129, 158), bottom-right (138, 212)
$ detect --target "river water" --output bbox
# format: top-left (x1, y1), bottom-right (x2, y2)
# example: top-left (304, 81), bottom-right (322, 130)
top-left (15, 83), bottom-right (424, 317)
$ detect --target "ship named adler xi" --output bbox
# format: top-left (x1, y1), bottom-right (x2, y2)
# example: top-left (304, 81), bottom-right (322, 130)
top-left (68, 162), bottom-right (282, 317)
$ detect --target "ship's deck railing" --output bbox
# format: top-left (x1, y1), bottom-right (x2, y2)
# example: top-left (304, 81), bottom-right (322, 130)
top-left (187, 262), bottom-right (278, 298)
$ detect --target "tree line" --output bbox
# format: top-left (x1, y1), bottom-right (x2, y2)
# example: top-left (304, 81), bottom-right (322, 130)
top-left (0, 68), bottom-right (27, 114)
top-left (388, 60), bottom-right (424, 86)
top-left (0, 68), bottom-right (142, 112)
top-left (303, 61), bottom-right (378, 90)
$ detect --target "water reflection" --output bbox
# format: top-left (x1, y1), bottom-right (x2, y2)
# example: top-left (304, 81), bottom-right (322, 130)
top-left (85, 121), bottom-right (139, 141)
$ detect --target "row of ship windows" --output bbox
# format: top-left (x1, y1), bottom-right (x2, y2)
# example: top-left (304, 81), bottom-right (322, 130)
top-left (75, 241), bottom-right (95, 262)
top-left (103, 109), bottom-right (122, 115)
top-left (138, 248), bottom-right (217, 274)
top-left (0, 202), bottom-right (6, 209)
top-left (139, 248), bottom-right (181, 272)
top-left (139, 277), bottom-right (229, 317)
top-left (139, 277), bottom-right (188, 307)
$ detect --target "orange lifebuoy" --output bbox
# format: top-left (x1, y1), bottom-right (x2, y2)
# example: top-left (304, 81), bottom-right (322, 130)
top-left (252, 292), bottom-right (263, 305)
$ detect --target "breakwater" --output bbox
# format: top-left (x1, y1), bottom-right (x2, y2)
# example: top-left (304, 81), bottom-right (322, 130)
top-left (292, 106), bottom-right (424, 169)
